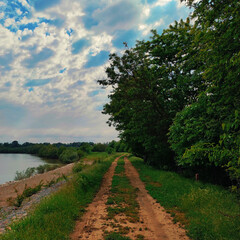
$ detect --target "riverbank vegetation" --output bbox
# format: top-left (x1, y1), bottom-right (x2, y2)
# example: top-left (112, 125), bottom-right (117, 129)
top-left (0, 153), bottom-right (121, 240)
top-left (14, 164), bottom-right (61, 181)
top-left (0, 141), bottom-right (129, 163)
top-left (131, 156), bottom-right (240, 240)
top-left (98, 0), bottom-right (240, 190)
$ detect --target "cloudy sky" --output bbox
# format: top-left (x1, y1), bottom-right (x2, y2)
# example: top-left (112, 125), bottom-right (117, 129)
top-left (0, 0), bottom-right (190, 144)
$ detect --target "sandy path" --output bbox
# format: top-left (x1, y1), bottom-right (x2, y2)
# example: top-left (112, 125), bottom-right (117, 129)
top-left (71, 156), bottom-right (189, 240)
top-left (70, 156), bottom-right (119, 240)
top-left (0, 163), bottom-right (74, 207)
top-left (124, 157), bottom-right (189, 240)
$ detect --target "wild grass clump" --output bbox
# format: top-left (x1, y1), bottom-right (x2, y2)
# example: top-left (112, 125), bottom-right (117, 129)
top-left (130, 156), bottom-right (240, 240)
top-left (14, 167), bottom-right (35, 181)
top-left (14, 184), bottom-right (43, 207)
top-left (1, 153), bottom-right (120, 240)
top-left (104, 232), bottom-right (132, 240)
top-left (14, 164), bottom-right (61, 181)
top-left (36, 164), bottom-right (60, 174)
top-left (72, 162), bottom-right (84, 173)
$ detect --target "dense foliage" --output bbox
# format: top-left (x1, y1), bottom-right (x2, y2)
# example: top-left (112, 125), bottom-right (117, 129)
top-left (0, 140), bottom-right (128, 163)
top-left (98, 0), bottom-right (240, 186)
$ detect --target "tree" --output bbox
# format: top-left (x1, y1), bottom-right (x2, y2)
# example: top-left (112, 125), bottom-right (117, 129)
top-left (59, 149), bottom-right (79, 163)
top-left (79, 142), bottom-right (92, 154)
top-left (38, 145), bottom-right (58, 159)
top-left (169, 0), bottom-right (240, 184)
top-left (92, 143), bottom-right (108, 152)
top-left (11, 140), bottom-right (19, 147)
top-left (98, 19), bottom-right (205, 168)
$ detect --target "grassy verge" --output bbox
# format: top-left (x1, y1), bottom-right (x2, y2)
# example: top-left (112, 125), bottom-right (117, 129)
top-left (0, 153), bottom-right (120, 240)
top-left (82, 152), bottom-right (109, 161)
top-left (105, 157), bottom-right (139, 238)
top-left (130, 156), bottom-right (240, 240)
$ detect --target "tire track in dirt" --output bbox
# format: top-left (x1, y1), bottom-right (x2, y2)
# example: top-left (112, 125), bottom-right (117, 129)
top-left (71, 156), bottom-right (189, 240)
top-left (124, 157), bottom-right (189, 240)
top-left (70, 157), bottom-right (120, 240)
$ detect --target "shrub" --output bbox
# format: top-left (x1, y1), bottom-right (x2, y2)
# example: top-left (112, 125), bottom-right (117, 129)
top-left (38, 145), bottom-right (58, 159)
top-left (72, 162), bottom-right (84, 173)
top-left (14, 167), bottom-right (35, 181)
top-left (36, 164), bottom-right (60, 174)
top-left (36, 164), bottom-right (47, 174)
top-left (77, 149), bottom-right (85, 159)
top-left (59, 149), bottom-right (79, 163)
top-left (106, 147), bottom-right (115, 154)
top-left (15, 184), bottom-right (42, 207)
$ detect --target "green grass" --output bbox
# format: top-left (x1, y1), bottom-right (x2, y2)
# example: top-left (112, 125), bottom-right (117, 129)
top-left (83, 152), bottom-right (109, 161)
top-left (104, 232), bottom-right (132, 240)
top-left (107, 157), bottom-right (139, 224)
top-left (0, 154), bottom-right (120, 240)
top-left (130, 156), bottom-right (240, 240)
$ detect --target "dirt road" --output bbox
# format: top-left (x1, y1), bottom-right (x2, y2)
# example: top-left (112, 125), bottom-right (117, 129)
top-left (0, 163), bottom-right (74, 207)
top-left (71, 157), bottom-right (189, 240)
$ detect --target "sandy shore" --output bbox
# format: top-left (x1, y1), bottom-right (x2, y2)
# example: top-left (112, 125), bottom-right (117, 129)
top-left (0, 163), bottom-right (74, 207)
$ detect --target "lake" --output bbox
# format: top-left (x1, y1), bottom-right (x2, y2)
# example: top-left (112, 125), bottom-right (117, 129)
top-left (0, 154), bottom-right (55, 185)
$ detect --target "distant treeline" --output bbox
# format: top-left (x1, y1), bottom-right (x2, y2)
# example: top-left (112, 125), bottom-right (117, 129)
top-left (0, 140), bottom-right (129, 164)
top-left (98, 0), bottom-right (240, 189)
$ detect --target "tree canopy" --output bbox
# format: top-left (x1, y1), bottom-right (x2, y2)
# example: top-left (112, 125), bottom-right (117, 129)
top-left (99, 0), bottom-right (240, 186)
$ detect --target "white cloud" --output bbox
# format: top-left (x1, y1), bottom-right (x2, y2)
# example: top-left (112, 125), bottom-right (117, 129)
top-left (92, 0), bottom-right (144, 32)
top-left (139, 19), bottom-right (164, 36)
top-left (0, 0), bottom-right (190, 143)
top-left (0, 12), bottom-right (4, 19)
top-left (4, 18), bottom-right (15, 27)
top-left (154, 0), bottom-right (173, 7)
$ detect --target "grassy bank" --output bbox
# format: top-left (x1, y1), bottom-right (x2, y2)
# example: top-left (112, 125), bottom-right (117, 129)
top-left (82, 152), bottom-right (109, 162)
top-left (130, 156), bottom-right (240, 240)
top-left (1, 153), bottom-right (121, 240)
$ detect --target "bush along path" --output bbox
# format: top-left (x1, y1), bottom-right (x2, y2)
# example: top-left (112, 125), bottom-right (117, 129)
top-left (71, 157), bottom-right (189, 240)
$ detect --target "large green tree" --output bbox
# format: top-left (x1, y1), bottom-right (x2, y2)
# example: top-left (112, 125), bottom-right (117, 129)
top-left (169, 0), bottom-right (240, 185)
top-left (99, 19), bottom-right (205, 168)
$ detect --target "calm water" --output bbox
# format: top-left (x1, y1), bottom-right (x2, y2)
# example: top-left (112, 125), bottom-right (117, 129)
top-left (0, 154), bottom-right (52, 184)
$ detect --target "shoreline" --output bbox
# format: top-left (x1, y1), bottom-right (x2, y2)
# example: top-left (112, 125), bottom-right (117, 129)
top-left (0, 163), bottom-right (74, 208)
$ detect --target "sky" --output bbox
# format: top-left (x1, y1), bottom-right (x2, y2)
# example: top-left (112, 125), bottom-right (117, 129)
top-left (0, 0), bottom-right (190, 144)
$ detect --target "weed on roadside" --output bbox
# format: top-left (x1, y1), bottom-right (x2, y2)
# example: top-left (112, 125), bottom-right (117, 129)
top-left (14, 183), bottom-right (43, 207)
top-left (104, 232), bottom-right (132, 240)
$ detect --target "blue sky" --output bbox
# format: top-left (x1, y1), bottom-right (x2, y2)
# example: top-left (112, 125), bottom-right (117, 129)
top-left (0, 0), bottom-right (190, 143)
